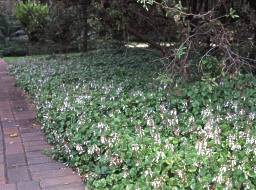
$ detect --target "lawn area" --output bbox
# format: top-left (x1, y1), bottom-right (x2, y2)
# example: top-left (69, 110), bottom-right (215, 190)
top-left (7, 49), bottom-right (256, 189)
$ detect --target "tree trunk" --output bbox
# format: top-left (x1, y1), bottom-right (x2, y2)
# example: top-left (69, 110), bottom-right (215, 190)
top-left (79, 0), bottom-right (88, 52)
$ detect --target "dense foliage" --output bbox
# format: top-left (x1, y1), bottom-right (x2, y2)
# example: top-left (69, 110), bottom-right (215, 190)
top-left (13, 0), bottom-right (256, 76)
top-left (15, 0), bottom-right (89, 52)
top-left (9, 50), bottom-right (256, 189)
top-left (16, 0), bottom-right (49, 41)
top-left (0, 14), bottom-right (28, 56)
top-left (100, 0), bottom-right (256, 77)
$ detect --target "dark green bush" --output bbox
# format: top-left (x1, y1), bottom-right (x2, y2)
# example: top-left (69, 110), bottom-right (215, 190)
top-left (16, 0), bottom-right (49, 41)
top-left (0, 14), bottom-right (28, 57)
top-left (9, 50), bottom-right (256, 189)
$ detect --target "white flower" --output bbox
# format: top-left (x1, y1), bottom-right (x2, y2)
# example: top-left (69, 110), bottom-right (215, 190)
top-left (135, 126), bottom-right (145, 137)
top-left (164, 142), bottom-right (174, 152)
top-left (225, 178), bottom-right (232, 189)
top-left (195, 140), bottom-right (211, 156)
top-left (167, 117), bottom-right (179, 126)
top-left (227, 134), bottom-right (241, 151)
top-left (64, 144), bottom-right (71, 154)
top-left (239, 109), bottom-right (245, 115)
top-left (177, 170), bottom-right (186, 181)
top-left (75, 144), bottom-right (84, 154)
top-left (154, 151), bottom-right (166, 163)
top-left (220, 165), bottom-right (227, 173)
top-left (110, 154), bottom-right (123, 166)
top-left (213, 173), bottom-right (223, 184)
top-left (170, 108), bottom-right (177, 116)
top-left (230, 159), bottom-right (237, 169)
top-left (151, 178), bottom-right (162, 189)
top-left (87, 144), bottom-right (100, 155)
top-left (76, 96), bottom-right (84, 104)
top-left (188, 116), bottom-right (195, 125)
top-left (201, 106), bottom-right (212, 119)
top-left (100, 136), bottom-right (107, 144)
top-left (123, 171), bottom-right (129, 178)
top-left (154, 133), bottom-right (161, 144)
top-left (96, 122), bottom-right (108, 133)
top-left (248, 112), bottom-right (255, 120)
top-left (146, 117), bottom-right (155, 127)
top-left (132, 144), bottom-right (139, 152)
top-left (159, 104), bottom-right (167, 113)
top-left (145, 168), bottom-right (153, 177)
top-left (203, 117), bottom-right (221, 144)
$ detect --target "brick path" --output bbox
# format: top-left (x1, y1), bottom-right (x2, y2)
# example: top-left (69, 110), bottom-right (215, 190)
top-left (0, 60), bottom-right (85, 190)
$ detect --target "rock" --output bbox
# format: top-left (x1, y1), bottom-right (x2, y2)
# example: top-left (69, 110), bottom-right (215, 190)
top-left (2, 48), bottom-right (28, 57)
top-left (10, 35), bottom-right (29, 42)
top-left (9, 29), bottom-right (28, 42)
top-left (10, 29), bottom-right (26, 37)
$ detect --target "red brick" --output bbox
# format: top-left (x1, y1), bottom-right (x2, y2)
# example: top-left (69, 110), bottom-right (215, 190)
top-left (0, 114), bottom-right (14, 121)
top-left (3, 128), bottom-right (19, 136)
top-left (29, 163), bottom-right (65, 173)
top-left (26, 151), bottom-right (45, 158)
top-left (32, 168), bottom-right (75, 181)
top-left (7, 166), bottom-right (30, 183)
top-left (24, 141), bottom-right (48, 147)
top-left (11, 100), bottom-right (29, 112)
top-left (25, 144), bottom-right (51, 152)
top-left (27, 155), bottom-right (54, 165)
top-left (20, 128), bottom-right (41, 134)
top-left (0, 184), bottom-right (17, 190)
top-left (14, 111), bottom-right (36, 121)
top-left (42, 183), bottom-right (85, 190)
top-left (15, 119), bottom-right (34, 126)
top-left (5, 142), bottom-right (24, 155)
top-left (21, 131), bottom-right (43, 138)
top-left (22, 135), bottom-right (45, 142)
top-left (0, 155), bottom-right (4, 163)
top-left (1, 121), bottom-right (16, 128)
top-left (17, 181), bottom-right (41, 190)
top-left (0, 164), bottom-right (6, 184)
top-left (5, 137), bottom-right (22, 144)
top-left (40, 175), bottom-right (82, 188)
top-left (0, 101), bottom-right (11, 111)
top-left (6, 154), bottom-right (26, 168)
top-left (0, 143), bottom-right (3, 152)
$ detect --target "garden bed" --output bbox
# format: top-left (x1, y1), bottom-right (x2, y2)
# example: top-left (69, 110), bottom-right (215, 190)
top-left (7, 49), bottom-right (256, 189)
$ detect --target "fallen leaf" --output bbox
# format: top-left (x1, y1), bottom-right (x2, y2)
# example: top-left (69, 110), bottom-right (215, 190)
top-left (10, 133), bottom-right (18, 138)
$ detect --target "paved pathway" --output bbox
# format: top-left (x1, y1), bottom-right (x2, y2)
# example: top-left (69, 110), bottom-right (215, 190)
top-left (0, 60), bottom-right (85, 190)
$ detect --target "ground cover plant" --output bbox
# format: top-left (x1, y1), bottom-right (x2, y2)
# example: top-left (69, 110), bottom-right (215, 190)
top-left (8, 49), bottom-right (256, 189)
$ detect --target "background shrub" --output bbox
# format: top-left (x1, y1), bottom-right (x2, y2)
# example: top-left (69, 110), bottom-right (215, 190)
top-left (16, 0), bottom-right (49, 41)
top-left (0, 13), bottom-right (28, 56)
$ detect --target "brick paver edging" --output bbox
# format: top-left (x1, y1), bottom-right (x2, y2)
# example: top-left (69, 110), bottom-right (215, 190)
top-left (0, 60), bottom-right (85, 190)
